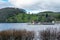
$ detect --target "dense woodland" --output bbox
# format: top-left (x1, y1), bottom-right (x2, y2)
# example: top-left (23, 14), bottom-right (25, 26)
top-left (0, 7), bottom-right (60, 23)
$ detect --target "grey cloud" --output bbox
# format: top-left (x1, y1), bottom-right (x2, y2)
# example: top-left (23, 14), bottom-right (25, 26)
top-left (1, 0), bottom-right (60, 12)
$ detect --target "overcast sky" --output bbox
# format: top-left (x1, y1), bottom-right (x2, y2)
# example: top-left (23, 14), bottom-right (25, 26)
top-left (0, 0), bottom-right (60, 13)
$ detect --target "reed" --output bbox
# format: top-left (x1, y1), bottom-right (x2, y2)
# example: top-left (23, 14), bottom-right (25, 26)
top-left (0, 30), bottom-right (35, 40)
top-left (39, 28), bottom-right (60, 40)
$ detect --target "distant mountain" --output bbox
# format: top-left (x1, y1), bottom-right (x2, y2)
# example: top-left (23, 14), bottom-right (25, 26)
top-left (38, 11), bottom-right (60, 14)
top-left (40, 11), bottom-right (54, 13)
top-left (0, 7), bottom-right (26, 22)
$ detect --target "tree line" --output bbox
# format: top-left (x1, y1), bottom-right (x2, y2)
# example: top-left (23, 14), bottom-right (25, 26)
top-left (0, 7), bottom-right (60, 23)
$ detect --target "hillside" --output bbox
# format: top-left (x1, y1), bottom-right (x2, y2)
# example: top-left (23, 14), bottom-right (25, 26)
top-left (0, 8), bottom-right (60, 23)
top-left (0, 7), bottom-right (26, 22)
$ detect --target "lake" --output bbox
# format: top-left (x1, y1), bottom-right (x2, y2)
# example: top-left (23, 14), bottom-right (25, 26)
top-left (0, 23), bottom-right (60, 40)
top-left (0, 23), bottom-right (60, 31)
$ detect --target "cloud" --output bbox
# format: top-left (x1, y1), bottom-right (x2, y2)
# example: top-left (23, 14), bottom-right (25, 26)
top-left (0, 0), bottom-right (14, 8)
top-left (8, 0), bottom-right (60, 12)
top-left (8, 0), bottom-right (40, 8)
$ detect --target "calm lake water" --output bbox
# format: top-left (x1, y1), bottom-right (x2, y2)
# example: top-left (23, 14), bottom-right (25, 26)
top-left (0, 23), bottom-right (60, 31)
top-left (0, 23), bottom-right (60, 40)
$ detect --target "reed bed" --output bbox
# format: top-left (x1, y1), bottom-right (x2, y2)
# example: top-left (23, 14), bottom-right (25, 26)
top-left (39, 28), bottom-right (60, 40)
top-left (0, 30), bottom-right (35, 40)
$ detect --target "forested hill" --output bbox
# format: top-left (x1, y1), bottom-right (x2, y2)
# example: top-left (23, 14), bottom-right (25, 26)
top-left (0, 7), bottom-right (26, 23)
top-left (0, 7), bottom-right (60, 23)
top-left (38, 11), bottom-right (60, 14)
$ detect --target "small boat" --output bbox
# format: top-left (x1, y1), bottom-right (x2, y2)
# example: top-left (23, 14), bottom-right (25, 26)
top-left (28, 21), bottom-right (55, 25)
top-left (28, 22), bottom-right (41, 25)
top-left (41, 22), bottom-right (55, 25)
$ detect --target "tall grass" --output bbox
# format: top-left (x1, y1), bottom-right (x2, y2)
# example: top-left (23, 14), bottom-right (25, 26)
top-left (39, 28), bottom-right (60, 40)
top-left (0, 30), bottom-right (35, 40)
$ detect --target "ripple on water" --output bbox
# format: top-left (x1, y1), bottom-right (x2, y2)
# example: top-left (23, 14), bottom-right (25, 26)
top-left (0, 23), bottom-right (60, 31)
